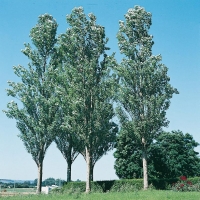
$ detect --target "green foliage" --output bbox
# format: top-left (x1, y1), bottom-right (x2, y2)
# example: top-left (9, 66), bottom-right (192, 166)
top-left (171, 176), bottom-right (200, 192)
top-left (149, 178), bottom-right (179, 190)
top-left (109, 179), bottom-right (143, 192)
top-left (61, 179), bottom-right (143, 193)
top-left (116, 5), bottom-right (178, 144)
top-left (41, 178), bottom-right (65, 186)
top-left (42, 178), bottom-right (55, 186)
top-left (62, 182), bottom-right (86, 193)
top-left (0, 182), bottom-right (35, 189)
top-left (4, 13), bottom-right (59, 164)
top-left (61, 178), bottom-right (200, 192)
top-left (149, 131), bottom-right (200, 178)
top-left (59, 6), bottom-right (118, 155)
top-left (187, 177), bottom-right (200, 184)
top-left (60, 178), bottom-right (200, 192)
top-left (114, 121), bottom-right (143, 179)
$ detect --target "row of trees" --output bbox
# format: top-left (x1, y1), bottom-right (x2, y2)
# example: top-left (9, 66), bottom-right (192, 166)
top-left (0, 178), bottom-right (64, 188)
top-left (4, 6), bottom-right (178, 193)
top-left (0, 181), bottom-right (34, 189)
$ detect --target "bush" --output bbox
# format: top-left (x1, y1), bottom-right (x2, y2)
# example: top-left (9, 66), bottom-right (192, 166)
top-left (109, 179), bottom-right (143, 192)
top-left (62, 182), bottom-right (86, 193)
top-left (62, 179), bottom-right (143, 193)
top-left (171, 176), bottom-right (200, 192)
top-left (187, 177), bottom-right (200, 184)
top-left (149, 178), bottom-right (179, 190)
top-left (58, 177), bottom-right (200, 193)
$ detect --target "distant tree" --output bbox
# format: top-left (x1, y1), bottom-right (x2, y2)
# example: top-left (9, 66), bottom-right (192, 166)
top-left (116, 6), bottom-right (178, 189)
top-left (4, 14), bottom-right (59, 193)
top-left (23, 181), bottom-right (31, 188)
top-left (42, 178), bottom-right (55, 186)
top-left (149, 130), bottom-right (200, 178)
top-left (33, 179), bottom-right (37, 186)
top-left (58, 7), bottom-right (118, 192)
top-left (55, 178), bottom-right (64, 186)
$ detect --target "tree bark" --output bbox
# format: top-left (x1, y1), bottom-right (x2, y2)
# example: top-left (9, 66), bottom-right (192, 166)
top-left (90, 164), bottom-right (94, 181)
top-left (67, 161), bottom-right (72, 182)
top-left (66, 134), bottom-right (72, 182)
top-left (85, 147), bottom-right (91, 193)
top-left (36, 162), bottom-right (43, 194)
top-left (142, 143), bottom-right (148, 190)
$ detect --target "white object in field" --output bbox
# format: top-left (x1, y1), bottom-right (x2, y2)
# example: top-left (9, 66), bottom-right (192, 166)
top-left (42, 185), bottom-right (59, 194)
top-left (41, 186), bottom-right (49, 194)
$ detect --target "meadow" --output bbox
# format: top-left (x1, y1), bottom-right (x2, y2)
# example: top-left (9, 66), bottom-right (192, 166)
top-left (1, 190), bottom-right (200, 200)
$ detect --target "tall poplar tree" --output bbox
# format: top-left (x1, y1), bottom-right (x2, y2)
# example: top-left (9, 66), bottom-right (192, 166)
top-left (4, 14), bottom-right (59, 193)
top-left (116, 6), bottom-right (178, 189)
top-left (58, 7), bottom-right (117, 192)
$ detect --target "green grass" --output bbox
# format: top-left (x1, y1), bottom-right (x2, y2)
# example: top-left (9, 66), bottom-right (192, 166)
top-left (1, 188), bottom-right (36, 193)
top-left (1, 190), bottom-right (200, 200)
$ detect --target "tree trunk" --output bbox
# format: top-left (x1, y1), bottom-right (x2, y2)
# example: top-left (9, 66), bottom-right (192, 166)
top-left (142, 144), bottom-right (148, 190)
top-left (90, 164), bottom-right (94, 181)
top-left (67, 135), bottom-right (72, 182)
top-left (67, 161), bottom-right (72, 182)
top-left (85, 147), bottom-right (91, 193)
top-left (36, 162), bottom-right (43, 194)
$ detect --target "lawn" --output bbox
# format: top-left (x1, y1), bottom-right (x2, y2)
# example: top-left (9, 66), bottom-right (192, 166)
top-left (0, 190), bottom-right (200, 200)
top-left (0, 188), bottom-right (36, 196)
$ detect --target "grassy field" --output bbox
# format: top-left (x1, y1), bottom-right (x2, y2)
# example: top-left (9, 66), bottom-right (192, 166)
top-left (0, 190), bottom-right (200, 200)
top-left (0, 188), bottom-right (36, 196)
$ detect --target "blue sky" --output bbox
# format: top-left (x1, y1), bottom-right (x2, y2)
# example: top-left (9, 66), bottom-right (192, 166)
top-left (0, 0), bottom-right (200, 181)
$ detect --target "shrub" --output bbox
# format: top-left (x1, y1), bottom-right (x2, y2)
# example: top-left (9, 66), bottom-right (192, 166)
top-left (171, 176), bottom-right (200, 192)
top-left (62, 179), bottom-right (143, 193)
top-left (63, 182), bottom-right (86, 193)
top-left (149, 178), bottom-right (179, 190)
top-left (109, 179), bottom-right (143, 192)
top-left (58, 177), bottom-right (200, 193)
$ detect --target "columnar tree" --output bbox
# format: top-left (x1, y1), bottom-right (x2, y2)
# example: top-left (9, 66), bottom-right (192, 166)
top-left (116, 6), bottom-right (178, 189)
top-left (4, 14), bottom-right (59, 193)
top-left (58, 7), bottom-right (118, 192)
